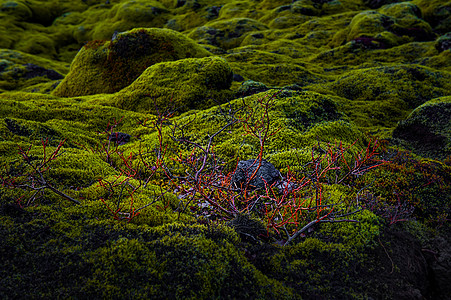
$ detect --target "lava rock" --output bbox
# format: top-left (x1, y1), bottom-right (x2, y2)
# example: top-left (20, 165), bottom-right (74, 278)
top-left (23, 63), bottom-right (63, 80)
top-left (232, 159), bottom-right (281, 190)
top-left (108, 132), bottom-right (131, 145)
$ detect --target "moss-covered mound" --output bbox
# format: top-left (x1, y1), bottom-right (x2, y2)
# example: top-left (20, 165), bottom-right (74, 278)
top-left (0, 49), bottom-right (68, 92)
top-left (110, 56), bottom-right (233, 113)
top-left (53, 27), bottom-right (212, 97)
top-left (0, 205), bottom-right (293, 299)
top-left (331, 2), bottom-right (436, 49)
top-left (188, 17), bottom-right (269, 50)
top-left (1, 0), bottom-right (451, 299)
top-left (308, 64), bottom-right (451, 131)
top-left (393, 96), bottom-right (451, 160)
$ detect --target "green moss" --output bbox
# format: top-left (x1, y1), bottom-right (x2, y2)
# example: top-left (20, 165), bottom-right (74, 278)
top-left (393, 96), bottom-right (451, 159)
top-left (118, 89), bottom-right (366, 175)
top-left (255, 0), bottom-right (292, 11)
top-left (0, 1), bottom-right (32, 20)
top-left (0, 49), bottom-right (68, 91)
top-left (1, 0), bottom-right (451, 298)
top-left (275, 90), bottom-right (343, 131)
top-left (0, 91), bottom-right (156, 149)
top-left (320, 209), bottom-right (381, 249)
top-left (109, 56), bottom-right (233, 113)
top-left (165, 11), bottom-right (207, 32)
top-left (53, 27), bottom-right (212, 97)
top-left (413, 0), bottom-right (451, 34)
top-left (187, 17), bottom-right (269, 50)
top-left (91, 0), bottom-right (171, 41)
top-left (15, 32), bottom-right (58, 59)
top-left (257, 209), bottom-right (381, 298)
top-left (331, 3), bottom-right (435, 50)
top-left (46, 148), bottom-right (116, 188)
top-left (83, 223), bottom-right (293, 299)
top-left (356, 149), bottom-right (451, 223)
top-left (217, 1), bottom-right (264, 20)
top-left (225, 48), bottom-right (325, 87)
top-left (306, 64), bottom-right (451, 132)
top-left (0, 204), bottom-right (293, 299)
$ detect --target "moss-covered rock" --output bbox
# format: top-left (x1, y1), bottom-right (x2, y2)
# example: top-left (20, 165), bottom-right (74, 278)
top-left (257, 210), bottom-right (383, 299)
top-left (435, 32), bottom-right (451, 52)
top-left (225, 48), bottom-right (325, 87)
top-left (0, 91), bottom-right (152, 148)
top-left (356, 148), bottom-right (451, 224)
top-left (308, 64), bottom-right (451, 131)
top-left (187, 17), bottom-right (269, 49)
top-left (90, 0), bottom-right (171, 41)
top-left (53, 28), bottom-right (212, 97)
top-left (109, 56), bottom-right (233, 113)
top-left (84, 224), bottom-right (294, 299)
top-left (0, 49), bottom-right (68, 91)
top-left (393, 96), bottom-right (451, 160)
top-left (414, 0), bottom-right (451, 34)
top-left (236, 79), bottom-right (269, 96)
top-left (333, 8), bottom-right (433, 49)
top-left (0, 0), bottom-right (33, 21)
top-left (122, 89), bottom-right (363, 174)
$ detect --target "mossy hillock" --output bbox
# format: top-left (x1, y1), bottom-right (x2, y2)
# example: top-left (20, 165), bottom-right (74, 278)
top-left (187, 17), bottom-right (269, 50)
top-left (393, 96), bottom-right (451, 160)
top-left (111, 56), bottom-right (234, 113)
top-left (53, 27), bottom-right (212, 97)
top-left (0, 49), bottom-right (68, 92)
top-left (1, 0), bottom-right (450, 299)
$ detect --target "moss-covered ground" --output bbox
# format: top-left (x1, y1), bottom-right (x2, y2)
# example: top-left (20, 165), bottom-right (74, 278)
top-left (1, 0), bottom-right (450, 299)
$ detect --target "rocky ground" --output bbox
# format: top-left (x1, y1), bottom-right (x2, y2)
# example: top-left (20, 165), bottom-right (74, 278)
top-left (0, 0), bottom-right (450, 299)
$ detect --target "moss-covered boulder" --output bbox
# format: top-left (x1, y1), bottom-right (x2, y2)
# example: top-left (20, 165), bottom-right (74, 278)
top-left (258, 4), bottom-right (313, 30)
top-left (123, 89), bottom-right (360, 174)
top-left (414, 0), bottom-right (451, 34)
top-left (435, 32), bottom-right (451, 52)
top-left (0, 91), bottom-right (150, 147)
top-left (393, 96), bottom-right (451, 160)
top-left (89, 0), bottom-right (171, 41)
top-left (0, 0), bottom-right (32, 20)
top-left (83, 224), bottom-right (294, 299)
top-left (110, 56), bottom-right (233, 113)
top-left (379, 2), bottom-right (435, 41)
top-left (331, 2), bottom-right (435, 49)
top-left (236, 80), bottom-right (269, 96)
top-left (225, 49), bottom-right (325, 87)
top-left (0, 49), bottom-right (67, 92)
top-left (312, 64), bottom-right (451, 130)
top-left (53, 28), bottom-right (212, 97)
top-left (187, 17), bottom-right (269, 50)
top-left (329, 65), bottom-right (451, 107)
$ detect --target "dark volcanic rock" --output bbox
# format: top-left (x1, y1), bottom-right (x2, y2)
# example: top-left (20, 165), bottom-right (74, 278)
top-left (23, 63), bottom-right (63, 80)
top-left (232, 159), bottom-right (281, 190)
top-left (108, 132), bottom-right (131, 145)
